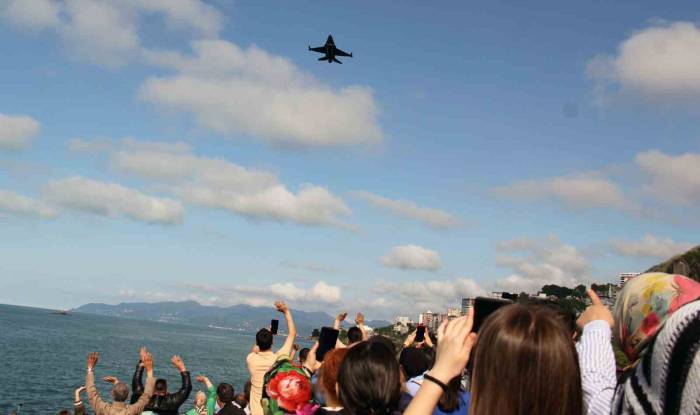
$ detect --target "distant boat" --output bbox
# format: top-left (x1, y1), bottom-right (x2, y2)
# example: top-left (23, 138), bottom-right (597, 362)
top-left (52, 310), bottom-right (70, 315)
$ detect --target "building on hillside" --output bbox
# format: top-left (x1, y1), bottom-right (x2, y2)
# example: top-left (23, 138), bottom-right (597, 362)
top-left (619, 272), bottom-right (640, 288)
top-left (447, 307), bottom-right (461, 320)
top-left (461, 298), bottom-right (474, 315)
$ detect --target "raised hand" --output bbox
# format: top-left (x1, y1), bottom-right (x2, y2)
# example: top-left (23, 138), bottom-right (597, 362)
top-left (143, 352), bottom-right (154, 373)
top-left (171, 355), bottom-right (186, 372)
top-left (430, 308), bottom-right (477, 383)
top-left (74, 386), bottom-right (86, 402)
top-left (102, 376), bottom-right (119, 384)
top-left (139, 346), bottom-right (148, 365)
top-left (355, 312), bottom-right (365, 326)
top-left (196, 375), bottom-right (207, 383)
top-left (404, 330), bottom-right (417, 348)
top-left (304, 342), bottom-right (321, 373)
top-left (336, 312), bottom-right (348, 322)
top-left (275, 301), bottom-right (289, 313)
top-left (577, 289), bottom-right (614, 329)
top-left (87, 352), bottom-right (99, 370)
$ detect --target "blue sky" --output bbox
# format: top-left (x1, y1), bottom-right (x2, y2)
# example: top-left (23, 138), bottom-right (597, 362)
top-left (0, 0), bottom-right (699, 320)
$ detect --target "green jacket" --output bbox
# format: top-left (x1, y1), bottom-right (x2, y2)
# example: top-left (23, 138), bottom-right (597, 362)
top-left (184, 385), bottom-right (217, 415)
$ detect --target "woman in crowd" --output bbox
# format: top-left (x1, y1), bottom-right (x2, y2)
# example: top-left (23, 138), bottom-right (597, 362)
top-left (184, 375), bottom-right (216, 415)
top-left (404, 304), bottom-right (582, 415)
top-left (609, 273), bottom-right (700, 414)
top-left (316, 348), bottom-right (349, 415)
top-left (337, 341), bottom-right (403, 415)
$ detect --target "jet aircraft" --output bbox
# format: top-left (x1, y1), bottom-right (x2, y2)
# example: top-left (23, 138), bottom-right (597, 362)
top-left (309, 35), bottom-right (352, 64)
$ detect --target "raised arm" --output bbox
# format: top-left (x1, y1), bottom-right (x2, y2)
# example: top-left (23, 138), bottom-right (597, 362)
top-left (85, 352), bottom-right (108, 415)
top-left (129, 351), bottom-right (156, 415)
top-left (355, 313), bottom-right (368, 340)
top-left (275, 301), bottom-right (297, 356)
top-left (334, 312), bottom-right (348, 348)
top-left (167, 355), bottom-right (192, 406)
top-left (73, 386), bottom-right (86, 415)
top-left (130, 347), bottom-right (147, 403)
top-left (196, 375), bottom-right (217, 415)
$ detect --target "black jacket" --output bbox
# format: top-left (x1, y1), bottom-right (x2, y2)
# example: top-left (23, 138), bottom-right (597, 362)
top-left (130, 363), bottom-right (192, 415)
top-left (216, 402), bottom-right (246, 415)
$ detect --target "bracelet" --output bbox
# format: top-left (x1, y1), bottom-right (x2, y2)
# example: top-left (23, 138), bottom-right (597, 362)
top-left (423, 374), bottom-right (448, 392)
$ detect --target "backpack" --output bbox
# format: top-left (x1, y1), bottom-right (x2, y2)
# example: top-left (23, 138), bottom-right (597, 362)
top-left (262, 356), bottom-right (319, 415)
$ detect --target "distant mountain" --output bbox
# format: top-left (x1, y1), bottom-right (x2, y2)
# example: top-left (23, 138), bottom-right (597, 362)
top-left (646, 245), bottom-right (700, 282)
top-left (73, 301), bottom-right (390, 335)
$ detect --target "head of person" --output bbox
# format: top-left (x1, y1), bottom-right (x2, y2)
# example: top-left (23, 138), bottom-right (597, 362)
top-left (298, 347), bottom-right (310, 364)
top-left (347, 326), bottom-right (363, 345)
top-left (398, 347), bottom-right (429, 379)
top-left (470, 304), bottom-right (582, 415)
top-left (368, 335), bottom-right (397, 355)
top-left (217, 383), bottom-right (235, 407)
top-left (57, 411), bottom-right (70, 415)
top-left (194, 391), bottom-right (207, 408)
top-left (154, 379), bottom-right (168, 396)
top-left (338, 341), bottom-right (401, 415)
top-left (256, 328), bottom-right (274, 352)
top-left (320, 348), bottom-right (349, 406)
top-left (111, 382), bottom-right (130, 403)
top-left (614, 272), bottom-right (700, 362)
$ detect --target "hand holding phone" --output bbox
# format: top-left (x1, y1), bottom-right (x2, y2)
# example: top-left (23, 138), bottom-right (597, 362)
top-left (270, 319), bottom-right (279, 335)
top-left (415, 324), bottom-right (426, 342)
top-left (316, 327), bottom-right (339, 361)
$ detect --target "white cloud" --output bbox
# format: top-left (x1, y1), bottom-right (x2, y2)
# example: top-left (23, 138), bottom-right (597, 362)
top-left (588, 21), bottom-right (700, 101)
top-left (373, 278), bottom-right (486, 313)
top-left (0, 0), bottom-right (223, 67)
top-left (636, 150), bottom-right (700, 205)
top-left (610, 235), bottom-right (694, 259)
top-left (0, 113), bottom-right (40, 150)
top-left (280, 260), bottom-right (337, 274)
top-left (493, 174), bottom-right (630, 210)
top-left (182, 280), bottom-right (342, 307)
top-left (0, 190), bottom-right (57, 219)
top-left (139, 40), bottom-right (382, 147)
top-left (44, 176), bottom-right (184, 224)
top-left (381, 245), bottom-right (442, 271)
top-left (90, 138), bottom-right (353, 228)
top-left (311, 281), bottom-right (342, 304)
top-left (352, 191), bottom-right (461, 230)
top-left (494, 235), bottom-right (590, 293)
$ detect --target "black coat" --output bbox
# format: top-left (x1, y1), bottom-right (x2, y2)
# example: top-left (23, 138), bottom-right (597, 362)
top-left (130, 364), bottom-right (192, 415)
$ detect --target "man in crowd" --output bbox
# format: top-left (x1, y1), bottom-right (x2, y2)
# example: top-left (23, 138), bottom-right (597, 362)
top-left (333, 312), bottom-right (369, 348)
top-left (216, 383), bottom-right (246, 415)
top-left (131, 347), bottom-right (192, 415)
top-left (85, 350), bottom-right (155, 415)
top-left (246, 301), bottom-right (297, 415)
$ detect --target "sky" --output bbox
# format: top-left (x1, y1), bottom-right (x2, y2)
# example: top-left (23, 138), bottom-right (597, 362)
top-left (1, 0), bottom-right (699, 320)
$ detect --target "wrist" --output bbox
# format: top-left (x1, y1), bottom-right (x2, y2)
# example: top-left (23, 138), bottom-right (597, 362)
top-left (427, 367), bottom-right (453, 385)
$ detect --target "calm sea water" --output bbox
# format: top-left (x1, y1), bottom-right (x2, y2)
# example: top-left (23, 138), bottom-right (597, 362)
top-left (0, 304), bottom-right (275, 414)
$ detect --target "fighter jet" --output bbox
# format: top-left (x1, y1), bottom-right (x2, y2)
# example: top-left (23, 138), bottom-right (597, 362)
top-left (308, 35), bottom-right (352, 64)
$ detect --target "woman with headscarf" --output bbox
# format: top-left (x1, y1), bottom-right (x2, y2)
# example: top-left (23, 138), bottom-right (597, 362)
top-left (577, 272), bottom-right (700, 414)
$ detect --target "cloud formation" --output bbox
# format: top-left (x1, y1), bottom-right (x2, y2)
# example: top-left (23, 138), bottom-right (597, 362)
top-left (588, 21), bottom-right (700, 101)
top-left (352, 191), bottom-right (461, 230)
top-left (0, 113), bottom-right (40, 150)
top-left (610, 234), bottom-right (694, 259)
top-left (493, 174), bottom-right (629, 210)
top-left (371, 278), bottom-right (486, 315)
top-left (44, 176), bottom-right (184, 224)
top-left (0, 190), bottom-right (57, 218)
top-left (494, 236), bottom-right (590, 293)
top-left (180, 280), bottom-right (342, 307)
top-left (73, 138), bottom-right (353, 228)
top-left (381, 245), bottom-right (442, 271)
top-left (139, 40), bottom-right (382, 147)
top-left (0, 0), bottom-right (223, 66)
top-left (636, 150), bottom-right (700, 205)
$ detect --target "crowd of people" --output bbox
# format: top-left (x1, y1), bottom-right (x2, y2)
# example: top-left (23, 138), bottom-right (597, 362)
top-left (52, 272), bottom-right (700, 415)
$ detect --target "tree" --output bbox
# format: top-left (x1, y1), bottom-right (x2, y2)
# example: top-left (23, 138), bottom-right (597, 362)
top-left (311, 328), bottom-right (320, 338)
top-left (573, 284), bottom-right (587, 299)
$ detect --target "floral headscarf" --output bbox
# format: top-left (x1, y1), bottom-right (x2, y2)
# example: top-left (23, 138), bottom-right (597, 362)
top-left (262, 356), bottom-right (318, 415)
top-left (614, 272), bottom-right (700, 361)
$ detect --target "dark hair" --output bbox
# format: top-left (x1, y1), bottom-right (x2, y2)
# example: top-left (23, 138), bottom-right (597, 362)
top-left (244, 379), bottom-right (251, 401)
top-left (256, 328), bottom-right (274, 351)
top-left (470, 304), bottom-right (583, 415)
top-left (217, 383), bottom-right (235, 402)
top-left (57, 410), bottom-right (70, 415)
top-left (399, 347), bottom-right (429, 378)
top-left (347, 326), bottom-right (363, 344)
top-left (338, 341), bottom-right (401, 415)
top-left (529, 299), bottom-right (577, 338)
top-left (437, 377), bottom-right (463, 412)
top-left (112, 382), bottom-right (129, 402)
top-left (154, 379), bottom-right (168, 394)
top-left (368, 335), bottom-right (397, 355)
top-left (320, 348), bottom-right (349, 404)
top-left (299, 347), bottom-right (310, 363)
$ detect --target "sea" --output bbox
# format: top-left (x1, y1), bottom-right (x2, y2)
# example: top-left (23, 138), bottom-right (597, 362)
top-left (0, 303), bottom-right (295, 414)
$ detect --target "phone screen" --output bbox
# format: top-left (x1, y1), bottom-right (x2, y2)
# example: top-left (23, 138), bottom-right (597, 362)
top-left (472, 297), bottom-right (512, 333)
top-left (316, 327), bottom-right (339, 362)
top-left (270, 319), bottom-right (279, 335)
top-left (415, 325), bottom-right (426, 342)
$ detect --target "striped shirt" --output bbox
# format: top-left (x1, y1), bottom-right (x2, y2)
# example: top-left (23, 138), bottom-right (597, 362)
top-left (576, 320), bottom-right (617, 415)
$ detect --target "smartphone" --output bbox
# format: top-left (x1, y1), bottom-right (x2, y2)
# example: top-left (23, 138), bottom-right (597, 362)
top-left (316, 326), bottom-right (339, 362)
top-left (472, 297), bottom-right (512, 333)
top-left (415, 324), bottom-right (426, 342)
top-left (270, 319), bottom-right (279, 335)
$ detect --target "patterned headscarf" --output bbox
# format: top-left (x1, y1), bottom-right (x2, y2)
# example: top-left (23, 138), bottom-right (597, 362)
top-left (614, 272), bottom-right (700, 361)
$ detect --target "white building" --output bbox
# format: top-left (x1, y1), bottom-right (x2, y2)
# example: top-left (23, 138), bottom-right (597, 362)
top-left (619, 272), bottom-right (640, 288)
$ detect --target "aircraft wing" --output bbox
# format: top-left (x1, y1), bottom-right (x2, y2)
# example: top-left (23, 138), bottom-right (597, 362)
top-left (309, 46), bottom-right (326, 53)
top-left (335, 48), bottom-right (352, 57)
